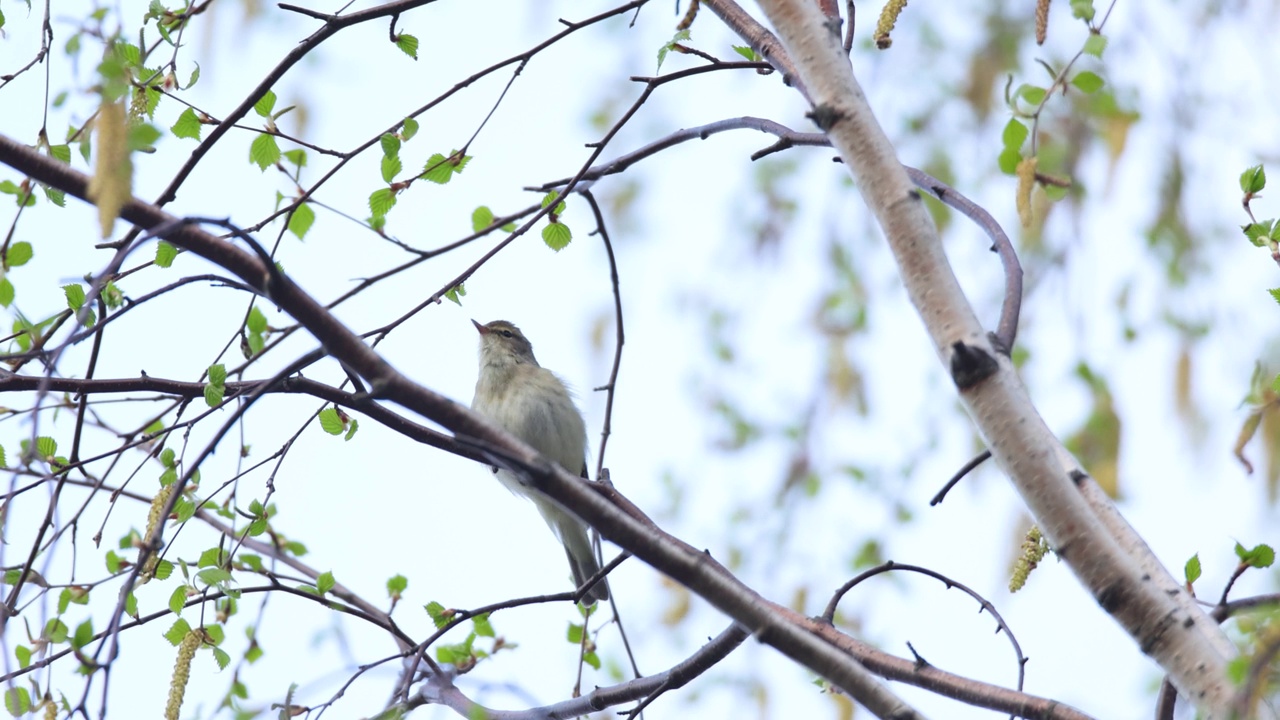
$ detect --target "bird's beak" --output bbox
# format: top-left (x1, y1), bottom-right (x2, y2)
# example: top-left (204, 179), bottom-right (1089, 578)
top-left (471, 319), bottom-right (488, 335)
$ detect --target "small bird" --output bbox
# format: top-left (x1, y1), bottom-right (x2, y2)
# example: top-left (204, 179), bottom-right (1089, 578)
top-left (470, 319), bottom-right (609, 602)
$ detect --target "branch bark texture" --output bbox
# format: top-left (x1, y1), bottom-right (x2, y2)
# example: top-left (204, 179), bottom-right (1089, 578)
top-left (750, 0), bottom-right (1235, 715)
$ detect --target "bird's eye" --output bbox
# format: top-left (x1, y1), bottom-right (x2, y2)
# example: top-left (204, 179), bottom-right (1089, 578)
top-left (500, 330), bottom-right (514, 338)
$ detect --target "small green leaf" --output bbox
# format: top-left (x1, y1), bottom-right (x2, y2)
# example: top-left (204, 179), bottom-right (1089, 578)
top-left (207, 363), bottom-right (226, 387)
top-left (657, 29), bottom-right (690, 71)
top-left (540, 190), bottom-right (566, 214)
top-left (1184, 554), bottom-right (1201, 584)
top-left (204, 384), bottom-right (225, 407)
top-left (1070, 0), bottom-right (1095, 21)
top-left (1240, 165), bottom-right (1267, 195)
top-left (402, 117), bottom-right (419, 141)
top-left (213, 647), bottom-right (231, 670)
top-left (421, 151), bottom-right (470, 184)
top-left (471, 206), bottom-right (495, 232)
top-left (43, 185), bottom-right (66, 206)
top-left (387, 574), bottom-right (407, 597)
top-left (44, 618), bottom-right (69, 644)
top-left (542, 222), bottom-right (572, 251)
top-left (381, 155), bottom-right (402, 183)
top-left (197, 568), bottom-right (232, 586)
top-left (472, 613), bottom-right (494, 638)
top-left (566, 622), bottom-right (584, 643)
top-left (1001, 118), bottom-right (1029, 151)
top-left (249, 133), bottom-right (281, 171)
top-left (1268, 288), bottom-right (1280, 306)
top-left (288, 202), bottom-right (315, 240)
top-left (35, 436), bottom-right (57, 460)
top-left (4, 687), bottom-right (31, 716)
top-left (283, 148), bottom-right (307, 167)
top-left (247, 306), bottom-right (268, 334)
top-left (253, 90), bottom-right (276, 118)
top-left (14, 645), bottom-right (31, 669)
top-left (1015, 84), bottom-right (1047, 106)
top-left (160, 448), bottom-right (177, 468)
top-left (1235, 542), bottom-right (1275, 569)
top-left (1070, 71), bottom-right (1104, 94)
top-left (73, 619), bottom-right (94, 649)
top-left (395, 33), bottom-right (419, 59)
top-left (444, 283), bottom-right (466, 306)
top-left (169, 585), bottom-right (188, 615)
top-left (171, 107), bottom-right (202, 140)
top-left (344, 418), bottom-right (359, 441)
top-left (164, 618), bottom-right (192, 646)
top-left (5, 241), bottom-right (33, 267)
top-left (318, 408), bottom-right (345, 435)
top-left (731, 44), bottom-right (761, 61)
top-left (316, 571), bottom-right (336, 595)
top-left (155, 240), bottom-right (178, 267)
top-left (369, 188), bottom-right (397, 218)
top-left (63, 283), bottom-right (86, 310)
top-left (1082, 33), bottom-right (1107, 57)
top-left (0, 278), bottom-right (14, 307)
top-left (998, 147), bottom-right (1021, 175)
top-left (380, 133), bottom-right (401, 159)
top-left (425, 601), bottom-right (450, 629)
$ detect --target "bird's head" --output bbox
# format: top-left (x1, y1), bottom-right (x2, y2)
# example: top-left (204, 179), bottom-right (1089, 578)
top-left (473, 319), bottom-right (538, 367)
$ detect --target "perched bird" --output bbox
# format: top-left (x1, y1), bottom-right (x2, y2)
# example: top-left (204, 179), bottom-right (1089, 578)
top-left (470, 319), bottom-right (609, 602)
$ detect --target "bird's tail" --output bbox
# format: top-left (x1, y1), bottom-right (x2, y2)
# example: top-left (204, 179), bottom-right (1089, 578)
top-left (544, 503), bottom-right (609, 602)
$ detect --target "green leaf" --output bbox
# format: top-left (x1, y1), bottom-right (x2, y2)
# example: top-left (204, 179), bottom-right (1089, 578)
top-left (425, 601), bottom-right (450, 629)
top-left (5, 241), bottom-right (33, 267)
top-left (387, 574), bottom-right (407, 597)
top-left (657, 29), bottom-right (690, 71)
top-left (247, 306), bottom-right (268, 334)
top-left (207, 363), bottom-right (226, 387)
top-left (184, 62), bottom-right (200, 89)
top-left (160, 448), bottom-right (177, 468)
top-left (105, 550), bottom-right (123, 573)
top-left (128, 122), bottom-right (162, 151)
top-left (998, 147), bottom-right (1021, 175)
top-left (381, 155), bottom-right (402, 183)
top-left (249, 133), bottom-right (281, 171)
top-left (1070, 71), bottom-right (1104, 94)
top-left (63, 283), bottom-right (86, 310)
top-left (1015, 84), bottom-right (1047, 106)
top-left (44, 618), bottom-right (69, 644)
top-left (540, 190), bottom-right (567, 214)
top-left (421, 151), bottom-right (470, 184)
top-left (155, 240), bottom-right (178, 267)
top-left (1184, 554), bottom-right (1201, 584)
top-left (253, 90), bottom-right (276, 118)
top-left (48, 143), bottom-right (71, 163)
top-left (444, 283), bottom-right (466, 306)
top-left (288, 202), bottom-right (315, 240)
top-left (169, 585), bottom-right (188, 615)
top-left (316, 571), bottom-right (336, 595)
top-left (380, 133), bottom-right (401, 159)
top-left (212, 647), bottom-right (231, 670)
top-left (204, 384), bottom-right (225, 407)
top-left (197, 568), bottom-right (232, 586)
top-left (401, 117), bottom-right (419, 141)
top-left (542, 222), bottom-right (572, 251)
top-left (0, 278), bottom-right (14, 307)
top-left (369, 188), bottom-right (397, 218)
top-left (35, 436), bottom-right (57, 460)
top-left (395, 33), bottom-right (419, 59)
top-left (204, 625), bottom-right (225, 645)
top-left (1001, 118), bottom-right (1029, 151)
top-left (731, 44), bottom-right (761, 61)
top-left (4, 687), bottom-right (31, 716)
top-left (1070, 0), bottom-right (1095, 21)
top-left (344, 418), bottom-right (359, 441)
top-left (283, 148), bottom-right (307, 167)
top-left (583, 650), bottom-right (601, 670)
top-left (171, 107), bottom-right (202, 140)
top-left (154, 559), bottom-right (174, 580)
top-left (164, 618), bottom-right (192, 646)
top-left (43, 185), bottom-right (66, 206)
top-left (318, 408), bottom-right (345, 435)
top-left (73, 619), bottom-right (94, 649)
top-left (1241, 165), bottom-right (1267, 195)
top-left (566, 622), bottom-right (583, 643)
top-left (1269, 288), bottom-right (1280, 306)
top-left (1235, 542), bottom-right (1275, 569)
top-left (471, 206), bottom-right (495, 232)
top-left (14, 645), bottom-right (30, 670)
top-left (1082, 33), bottom-right (1107, 57)
top-left (472, 613), bottom-right (494, 638)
